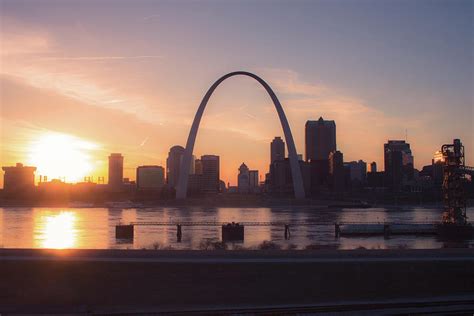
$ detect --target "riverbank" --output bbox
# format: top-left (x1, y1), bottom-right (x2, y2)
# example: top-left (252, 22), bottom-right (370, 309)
top-left (0, 196), bottom-right (457, 209)
top-left (1, 248), bottom-right (473, 314)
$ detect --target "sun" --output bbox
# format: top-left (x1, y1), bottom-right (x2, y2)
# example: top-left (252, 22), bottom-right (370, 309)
top-left (28, 132), bottom-right (99, 183)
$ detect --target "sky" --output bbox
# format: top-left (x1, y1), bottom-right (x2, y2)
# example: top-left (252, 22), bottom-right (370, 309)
top-left (0, 0), bottom-right (472, 187)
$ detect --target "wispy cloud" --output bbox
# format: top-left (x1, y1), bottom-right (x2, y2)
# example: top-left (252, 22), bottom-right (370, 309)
top-left (260, 68), bottom-right (421, 164)
top-left (143, 14), bottom-right (160, 21)
top-left (36, 55), bottom-right (163, 61)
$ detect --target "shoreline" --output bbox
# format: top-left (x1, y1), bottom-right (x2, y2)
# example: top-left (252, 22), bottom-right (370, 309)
top-left (0, 198), bottom-right (451, 209)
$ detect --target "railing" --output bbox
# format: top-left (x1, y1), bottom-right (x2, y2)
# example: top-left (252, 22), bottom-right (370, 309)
top-left (129, 221), bottom-right (456, 227)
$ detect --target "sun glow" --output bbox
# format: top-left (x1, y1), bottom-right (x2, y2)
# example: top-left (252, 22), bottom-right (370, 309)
top-left (28, 132), bottom-right (99, 183)
top-left (40, 212), bottom-right (77, 249)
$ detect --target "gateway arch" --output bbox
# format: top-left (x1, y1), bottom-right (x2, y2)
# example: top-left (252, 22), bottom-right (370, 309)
top-left (176, 71), bottom-right (305, 199)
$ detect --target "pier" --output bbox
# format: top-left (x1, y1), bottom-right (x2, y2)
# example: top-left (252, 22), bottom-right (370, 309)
top-left (116, 221), bottom-right (474, 241)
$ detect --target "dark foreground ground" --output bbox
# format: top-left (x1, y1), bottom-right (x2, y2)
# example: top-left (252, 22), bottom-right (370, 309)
top-left (1, 248), bottom-right (473, 314)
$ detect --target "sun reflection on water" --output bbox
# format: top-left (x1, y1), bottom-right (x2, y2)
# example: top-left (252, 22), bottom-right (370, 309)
top-left (39, 212), bottom-right (77, 249)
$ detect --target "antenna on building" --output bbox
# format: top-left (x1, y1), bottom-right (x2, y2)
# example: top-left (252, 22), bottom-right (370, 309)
top-left (405, 129), bottom-right (408, 142)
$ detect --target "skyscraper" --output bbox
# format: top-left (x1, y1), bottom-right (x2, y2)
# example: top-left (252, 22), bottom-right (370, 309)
top-left (270, 137), bottom-right (285, 163)
top-left (249, 170), bottom-right (259, 191)
top-left (201, 155), bottom-right (220, 193)
top-left (345, 160), bottom-right (367, 184)
top-left (166, 145), bottom-right (184, 189)
top-left (328, 150), bottom-right (344, 193)
top-left (384, 140), bottom-right (414, 191)
top-left (194, 159), bottom-right (203, 175)
top-left (305, 117), bottom-right (336, 161)
top-left (108, 153), bottom-right (123, 191)
top-left (136, 165), bottom-right (165, 190)
top-left (370, 161), bottom-right (377, 173)
top-left (237, 163), bottom-right (250, 193)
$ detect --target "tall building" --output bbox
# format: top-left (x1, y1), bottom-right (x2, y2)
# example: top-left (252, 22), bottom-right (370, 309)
top-left (384, 140), bottom-right (414, 191)
top-left (305, 117), bottom-right (336, 161)
top-left (237, 163), bottom-right (250, 193)
top-left (370, 161), bottom-right (377, 173)
top-left (345, 160), bottom-right (367, 184)
top-left (270, 137), bottom-right (285, 163)
top-left (269, 158), bottom-right (311, 196)
top-left (166, 145), bottom-right (184, 189)
top-left (249, 170), bottom-right (259, 191)
top-left (201, 155), bottom-right (220, 193)
top-left (2, 163), bottom-right (36, 193)
top-left (328, 151), bottom-right (344, 193)
top-left (136, 166), bottom-right (165, 190)
top-left (108, 153), bottom-right (124, 191)
top-left (194, 159), bottom-right (203, 175)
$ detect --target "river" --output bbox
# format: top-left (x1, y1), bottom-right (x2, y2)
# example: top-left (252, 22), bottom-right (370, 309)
top-left (0, 206), bottom-right (473, 250)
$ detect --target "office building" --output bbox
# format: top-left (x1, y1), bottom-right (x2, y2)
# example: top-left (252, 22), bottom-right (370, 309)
top-left (345, 160), bottom-right (367, 184)
top-left (269, 158), bottom-right (310, 195)
top-left (384, 140), bottom-right (414, 191)
top-left (108, 153), bottom-right (124, 192)
top-left (195, 159), bottom-right (203, 175)
top-left (136, 166), bottom-right (165, 190)
top-left (249, 170), bottom-right (259, 191)
top-left (270, 137), bottom-right (285, 163)
top-left (201, 155), bottom-right (220, 193)
top-left (2, 163), bottom-right (36, 193)
top-left (329, 151), bottom-right (344, 193)
top-left (166, 145), bottom-right (184, 189)
top-left (370, 161), bottom-right (377, 173)
top-left (237, 163), bottom-right (250, 193)
top-left (305, 117), bottom-right (336, 161)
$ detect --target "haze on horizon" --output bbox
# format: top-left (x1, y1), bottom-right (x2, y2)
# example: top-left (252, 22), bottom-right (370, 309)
top-left (0, 0), bottom-right (472, 187)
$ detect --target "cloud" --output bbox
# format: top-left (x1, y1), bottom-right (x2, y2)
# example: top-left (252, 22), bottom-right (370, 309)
top-left (260, 68), bottom-right (422, 165)
top-left (36, 55), bottom-right (163, 61)
top-left (0, 18), bottom-right (169, 127)
top-left (143, 14), bottom-right (160, 21)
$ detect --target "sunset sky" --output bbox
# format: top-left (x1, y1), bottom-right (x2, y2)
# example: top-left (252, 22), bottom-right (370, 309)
top-left (0, 0), bottom-right (472, 187)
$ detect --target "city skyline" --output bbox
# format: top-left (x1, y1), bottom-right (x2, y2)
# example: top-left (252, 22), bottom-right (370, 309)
top-left (1, 0), bottom-right (472, 187)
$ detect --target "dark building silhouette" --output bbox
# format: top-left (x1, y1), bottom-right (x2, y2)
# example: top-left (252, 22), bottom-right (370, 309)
top-left (201, 155), bottom-right (220, 193)
top-left (108, 153), bottom-right (124, 192)
top-left (237, 163), bottom-right (259, 194)
top-left (249, 170), bottom-right (259, 192)
top-left (269, 158), bottom-right (310, 195)
top-left (194, 159), bottom-right (203, 175)
top-left (367, 171), bottom-right (385, 188)
top-left (309, 159), bottom-right (329, 195)
top-left (136, 165), bottom-right (164, 190)
top-left (345, 160), bottom-right (367, 186)
top-left (187, 174), bottom-right (204, 195)
top-left (384, 140), bottom-right (414, 191)
top-left (166, 145), bottom-right (184, 189)
top-left (370, 161), bottom-right (377, 173)
top-left (305, 117), bottom-right (336, 161)
top-left (270, 137), bottom-right (285, 163)
top-left (238, 163), bottom-right (250, 193)
top-left (329, 151), bottom-right (344, 194)
top-left (2, 163), bottom-right (36, 193)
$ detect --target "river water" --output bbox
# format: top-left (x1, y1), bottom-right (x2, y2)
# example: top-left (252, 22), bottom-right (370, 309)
top-left (0, 206), bottom-right (473, 250)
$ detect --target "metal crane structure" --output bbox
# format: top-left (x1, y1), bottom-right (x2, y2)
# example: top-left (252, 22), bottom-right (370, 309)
top-left (438, 139), bottom-right (473, 238)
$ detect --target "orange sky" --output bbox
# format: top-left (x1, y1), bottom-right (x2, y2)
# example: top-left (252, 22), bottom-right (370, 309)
top-left (1, 2), bottom-right (472, 187)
